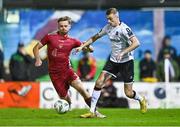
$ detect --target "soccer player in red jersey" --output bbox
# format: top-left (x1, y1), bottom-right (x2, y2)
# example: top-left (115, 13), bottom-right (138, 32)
top-left (33, 16), bottom-right (104, 117)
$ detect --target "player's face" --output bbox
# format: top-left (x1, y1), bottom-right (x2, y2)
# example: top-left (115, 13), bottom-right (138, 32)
top-left (106, 13), bottom-right (119, 27)
top-left (144, 53), bottom-right (151, 60)
top-left (164, 38), bottom-right (171, 46)
top-left (58, 20), bottom-right (71, 35)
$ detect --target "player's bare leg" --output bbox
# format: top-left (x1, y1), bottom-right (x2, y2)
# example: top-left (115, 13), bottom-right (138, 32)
top-left (80, 72), bottom-right (111, 118)
top-left (71, 78), bottom-right (96, 117)
top-left (124, 84), bottom-right (147, 113)
top-left (71, 78), bottom-right (92, 105)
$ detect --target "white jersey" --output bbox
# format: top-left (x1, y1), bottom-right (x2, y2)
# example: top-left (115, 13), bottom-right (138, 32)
top-left (98, 22), bottom-right (135, 63)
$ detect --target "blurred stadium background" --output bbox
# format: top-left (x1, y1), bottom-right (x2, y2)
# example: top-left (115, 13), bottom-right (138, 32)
top-left (0, 0), bottom-right (180, 126)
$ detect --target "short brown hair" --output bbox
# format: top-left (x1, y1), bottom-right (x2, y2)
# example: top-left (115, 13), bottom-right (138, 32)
top-left (58, 16), bottom-right (72, 24)
top-left (106, 8), bottom-right (118, 15)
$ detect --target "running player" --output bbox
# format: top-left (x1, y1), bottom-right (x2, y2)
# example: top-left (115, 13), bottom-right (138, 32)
top-left (33, 16), bottom-right (104, 117)
top-left (76, 8), bottom-right (147, 118)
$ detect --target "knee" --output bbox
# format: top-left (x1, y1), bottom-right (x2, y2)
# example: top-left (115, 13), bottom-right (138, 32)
top-left (95, 79), bottom-right (104, 88)
top-left (124, 90), bottom-right (134, 98)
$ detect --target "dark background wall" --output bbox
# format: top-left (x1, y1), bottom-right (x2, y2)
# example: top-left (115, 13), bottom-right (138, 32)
top-left (3, 0), bottom-right (180, 9)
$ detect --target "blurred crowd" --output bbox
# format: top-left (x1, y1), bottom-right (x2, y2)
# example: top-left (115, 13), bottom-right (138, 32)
top-left (0, 42), bottom-right (48, 82)
top-left (0, 35), bottom-right (180, 83)
top-left (139, 35), bottom-right (179, 82)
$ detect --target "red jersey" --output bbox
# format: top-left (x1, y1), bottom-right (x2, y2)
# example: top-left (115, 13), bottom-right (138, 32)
top-left (40, 31), bottom-right (81, 73)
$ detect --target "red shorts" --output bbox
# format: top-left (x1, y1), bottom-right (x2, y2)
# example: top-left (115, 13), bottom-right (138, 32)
top-left (49, 68), bottom-right (78, 97)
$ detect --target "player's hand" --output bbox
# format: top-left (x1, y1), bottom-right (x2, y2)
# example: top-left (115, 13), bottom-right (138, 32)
top-left (83, 45), bottom-right (94, 53)
top-left (85, 75), bottom-right (91, 80)
top-left (0, 79), bottom-right (4, 83)
top-left (116, 51), bottom-right (125, 62)
top-left (35, 58), bottom-right (42, 67)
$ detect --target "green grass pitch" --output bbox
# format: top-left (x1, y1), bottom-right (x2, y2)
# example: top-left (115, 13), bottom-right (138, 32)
top-left (0, 108), bottom-right (180, 126)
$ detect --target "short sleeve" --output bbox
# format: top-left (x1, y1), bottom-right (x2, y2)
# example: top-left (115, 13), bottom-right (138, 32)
top-left (97, 25), bottom-right (108, 37)
top-left (74, 39), bottom-right (81, 48)
top-left (40, 34), bottom-right (49, 46)
top-left (122, 25), bottom-right (134, 39)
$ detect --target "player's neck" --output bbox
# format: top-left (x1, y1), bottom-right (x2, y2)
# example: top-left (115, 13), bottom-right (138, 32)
top-left (115, 20), bottom-right (121, 27)
top-left (58, 31), bottom-right (68, 37)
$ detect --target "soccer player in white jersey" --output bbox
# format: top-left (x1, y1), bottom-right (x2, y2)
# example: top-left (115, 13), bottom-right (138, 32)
top-left (76, 8), bottom-right (147, 118)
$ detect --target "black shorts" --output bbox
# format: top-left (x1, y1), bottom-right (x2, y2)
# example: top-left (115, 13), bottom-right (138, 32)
top-left (103, 59), bottom-right (134, 84)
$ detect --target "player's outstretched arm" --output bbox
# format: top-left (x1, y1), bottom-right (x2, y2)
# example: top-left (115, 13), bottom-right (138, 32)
top-left (82, 45), bottom-right (94, 53)
top-left (76, 33), bottom-right (101, 52)
top-left (33, 42), bottom-right (44, 67)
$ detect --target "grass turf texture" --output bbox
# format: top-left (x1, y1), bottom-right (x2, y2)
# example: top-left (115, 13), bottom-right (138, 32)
top-left (0, 108), bottom-right (180, 126)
